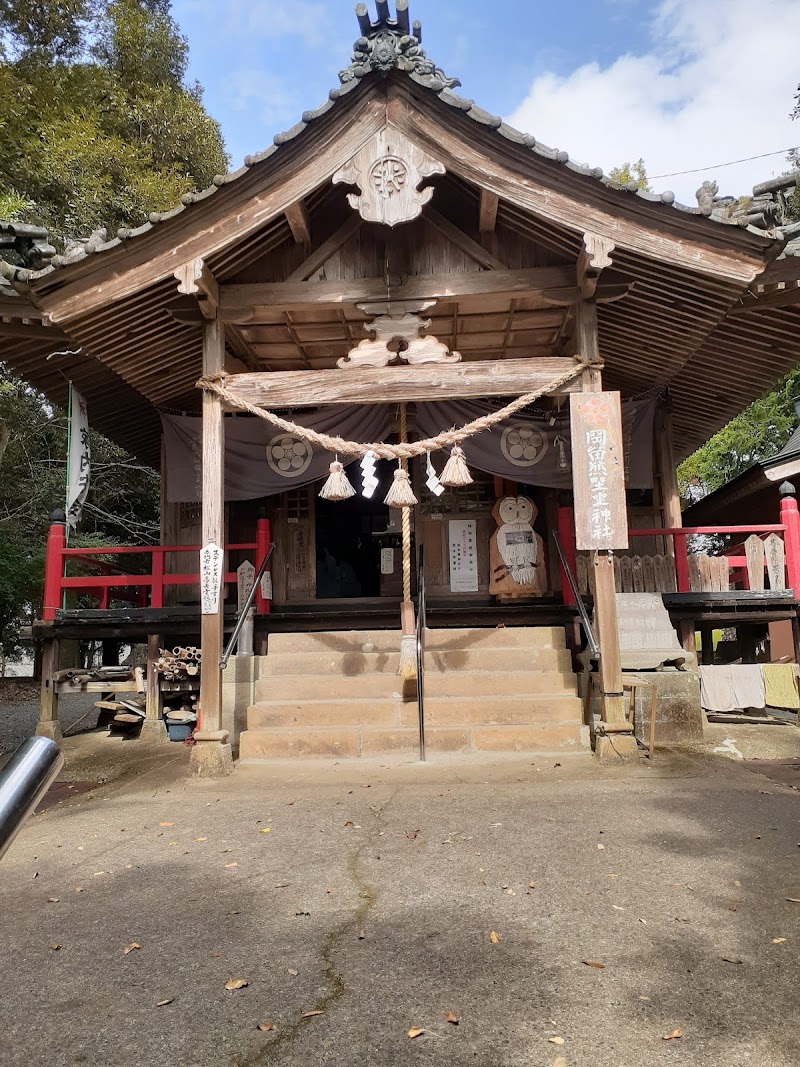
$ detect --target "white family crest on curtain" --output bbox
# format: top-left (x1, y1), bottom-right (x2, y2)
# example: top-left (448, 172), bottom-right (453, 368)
top-left (66, 388), bottom-right (91, 529)
top-left (266, 435), bottom-right (313, 478)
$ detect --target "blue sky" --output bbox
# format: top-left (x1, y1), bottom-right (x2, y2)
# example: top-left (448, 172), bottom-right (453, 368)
top-left (172, 0), bottom-right (800, 204)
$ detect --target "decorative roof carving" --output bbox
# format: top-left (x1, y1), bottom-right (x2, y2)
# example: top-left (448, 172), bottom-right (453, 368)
top-left (339, 1), bottom-right (460, 91)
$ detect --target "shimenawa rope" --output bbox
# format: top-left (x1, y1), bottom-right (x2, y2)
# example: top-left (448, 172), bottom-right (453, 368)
top-left (196, 359), bottom-right (596, 459)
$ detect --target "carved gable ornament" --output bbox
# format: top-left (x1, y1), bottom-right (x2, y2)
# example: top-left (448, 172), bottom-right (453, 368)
top-left (333, 128), bottom-right (445, 227)
top-left (338, 300), bottom-right (461, 369)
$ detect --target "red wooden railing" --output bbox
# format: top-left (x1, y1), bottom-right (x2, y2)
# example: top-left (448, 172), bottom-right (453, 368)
top-left (557, 497), bottom-right (800, 602)
top-left (42, 518), bottom-right (272, 621)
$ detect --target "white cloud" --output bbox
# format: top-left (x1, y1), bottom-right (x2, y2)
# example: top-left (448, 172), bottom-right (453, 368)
top-left (222, 69), bottom-right (302, 129)
top-left (508, 0), bottom-right (800, 204)
top-left (226, 1), bottom-right (331, 47)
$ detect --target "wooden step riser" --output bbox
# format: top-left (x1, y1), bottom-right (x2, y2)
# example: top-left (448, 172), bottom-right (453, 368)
top-left (257, 647), bottom-right (572, 684)
top-left (266, 626), bottom-right (567, 656)
top-left (247, 694), bottom-right (583, 730)
top-left (239, 722), bottom-right (586, 760)
top-left (255, 662), bottom-right (572, 701)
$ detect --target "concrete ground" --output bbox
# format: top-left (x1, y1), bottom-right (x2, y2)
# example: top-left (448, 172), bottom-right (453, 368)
top-left (1, 738), bottom-right (799, 1067)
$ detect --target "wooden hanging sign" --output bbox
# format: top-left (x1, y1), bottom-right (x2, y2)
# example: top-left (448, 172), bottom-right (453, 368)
top-left (200, 541), bottom-right (225, 615)
top-left (570, 392), bottom-right (629, 551)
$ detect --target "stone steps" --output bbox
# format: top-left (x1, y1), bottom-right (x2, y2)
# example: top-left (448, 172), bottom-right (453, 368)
top-left (239, 625), bottom-right (587, 761)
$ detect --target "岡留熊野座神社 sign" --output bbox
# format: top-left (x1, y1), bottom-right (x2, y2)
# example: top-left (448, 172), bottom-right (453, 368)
top-left (569, 392), bottom-right (629, 551)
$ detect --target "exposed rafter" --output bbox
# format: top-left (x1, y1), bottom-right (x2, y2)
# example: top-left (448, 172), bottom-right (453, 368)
top-left (285, 200), bottom-right (312, 245)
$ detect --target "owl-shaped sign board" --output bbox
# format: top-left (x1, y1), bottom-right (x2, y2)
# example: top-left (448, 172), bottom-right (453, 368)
top-left (489, 496), bottom-right (548, 600)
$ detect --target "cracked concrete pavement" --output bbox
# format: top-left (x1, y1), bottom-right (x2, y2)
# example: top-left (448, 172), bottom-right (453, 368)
top-left (0, 744), bottom-right (799, 1067)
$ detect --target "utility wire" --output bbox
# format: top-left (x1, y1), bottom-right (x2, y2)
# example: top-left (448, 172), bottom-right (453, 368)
top-left (650, 147), bottom-right (800, 180)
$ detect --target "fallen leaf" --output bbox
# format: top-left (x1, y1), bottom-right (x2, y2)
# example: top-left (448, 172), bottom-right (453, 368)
top-left (32, 871), bottom-right (38, 879)
top-left (612, 905), bottom-right (625, 912)
top-left (638, 996), bottom-right (651, 1002)
top-left (156, 999), bottom-right (174, 1007)
top-left (553, 1058), bottom-right (567, 1067)
top-left (224, 862), bottom-right (238, 869)
top-left (74, 887), bottom-right (83, 893)
top-left (93, 871), bottom-right (106, 877)
top-left (663, 1029), bottom-right (683, 1040)
top-left (407, 1028), bottom-right (425, 1039)
top-left (597, 843), bottom-right (605, 850)
top-left (358, 930), bottom-right (366, 940)
top-left (288, 969), bottom-right (299, 976)
top-left (548, 1036), bottom-right (565, 1045)
top-left (224, 978), bottom-right (248, 991)
top-left (787, 898), bottom-right (800, 903)
top-left (302, 1010), bottom-right (324, 1018)
top-left (720, 955), bottom-right (742, 964)
top-left (528, 882), bottom-right (536, 889)
top-left (50, 943), bottom-right (62, 951)
top-left (325, 887), bottom-right (334, 894)
top-left (260, 828), bottom-right (271, 834)
top-left (47, 897), bottom-right (59, 903)
top-left (257, 1023), bottom-right (275, 1032)
top-left (344, 821), bottom-right (354, 827)
top-left (582, 960), bottom-right (606, 969)
top-left (772, 937), bottom-right (787, 944)
top-left (489, 930), bottom-right (501, 944)
top-left (446, 1011), bottom-right (459, 1025)
top-left (159, 822), bottom-right (175, 828)
top-left (734, 880), bottom-right (742, 887)
top-left (123, 942), bottom-right (141, 955)
top-left (406, 830), bottom-right (419, 840)
top-left (196, 837), bottom-right (207, 842)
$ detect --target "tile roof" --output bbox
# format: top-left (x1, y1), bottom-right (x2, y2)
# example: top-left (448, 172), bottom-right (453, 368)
top-left (0, 1), bottom-right (790, 290)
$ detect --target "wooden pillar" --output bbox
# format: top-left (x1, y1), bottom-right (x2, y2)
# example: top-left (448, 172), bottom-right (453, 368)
top-left (655, 405), bottom-right (682, 533)
top-left (36, 638), bottom-right (62, 742)
top-left (575, 297), bottom-right (635, 758)
top-left (190, 316), bottom-right (233, 776)
top-left (140, 633), bottom-right (168, 743)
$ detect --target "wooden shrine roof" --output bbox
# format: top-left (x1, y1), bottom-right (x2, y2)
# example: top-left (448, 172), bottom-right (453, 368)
top-left (2, 1), bottom-right (800, 469)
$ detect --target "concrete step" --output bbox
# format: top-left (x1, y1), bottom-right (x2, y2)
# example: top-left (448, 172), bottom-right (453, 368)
top-left (267, 630), bottom-right (401, 654)
top-left (425, 627), bottom-right (566, 651)
top-left (259, 650), bottom-right (401, 678)
top-left (238, 721), bottom-right (586, 760)
top-left (255, 673), bottom-right (402, 702)
top-left (424, 647), bottom-right (572, 673)
top-left (248, 699), bottom-right (401, 730)
top-left (420, 695), bottom-right (584, 727)
top-left (424, 670), bottom-right (576, 698)
top-left (471, 723), bottom-right (585, 751)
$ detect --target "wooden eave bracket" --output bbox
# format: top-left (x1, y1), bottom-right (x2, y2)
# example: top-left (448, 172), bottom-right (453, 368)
top-left (479, 190), bottom-right (499, 235)
top-left (175, 258), bottom-right (219, 320)
top-left (285, 200), bottom-right (312, 246)
top-left (577, 232), bottom-right (615, 299)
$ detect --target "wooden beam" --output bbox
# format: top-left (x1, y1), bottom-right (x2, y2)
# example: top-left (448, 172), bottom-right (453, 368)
top-left (174, 258), bottom-right (219, 320)
top-left (285, 200), bottom-right (312, 245)
top-left (36, 96), bottom-right (388, 324)
top-left (0, 300), bottom-right (46, 320)
top-left (222, 357), bottom-right (583, 409)
top-left (387, 91), bottom-right (769, 284)
top-left (199, 317), bottom-right (225, 733)
top-left (0, 321), bottom-right (69, 342)
top-left (656, 406), bottom-right (682, 531)
top-left (575, 298), bottom-right (602, 389)
top-left (732, 281), bottom-right (800, 312)
top-left (287, 215), bottom-right (362, 282)
top-left (479, 190), bottom-right (499, 234)
top-left (220, 265), bottom-right (616, 319)
top-left (577, 232), bottom-right (615, 299)
top-left (425, 208), bottom-right (506, 270)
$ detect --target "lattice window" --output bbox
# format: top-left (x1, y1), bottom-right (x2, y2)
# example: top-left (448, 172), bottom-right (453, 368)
top-left (286, 487), bottom-right (311, 520)
top-left (420, 468), bottom-right (494, 515)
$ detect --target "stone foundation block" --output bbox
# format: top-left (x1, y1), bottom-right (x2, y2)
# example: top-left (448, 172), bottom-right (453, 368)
top-left (189, 740), bottom-right (234, 777)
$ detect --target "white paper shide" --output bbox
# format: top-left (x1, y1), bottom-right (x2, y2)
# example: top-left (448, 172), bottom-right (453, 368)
top-left (66, 389), bottom-right (91, 529)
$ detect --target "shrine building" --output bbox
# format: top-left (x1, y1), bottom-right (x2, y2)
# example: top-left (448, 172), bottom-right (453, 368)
top-left (4, 1), bottom-right (800, 772)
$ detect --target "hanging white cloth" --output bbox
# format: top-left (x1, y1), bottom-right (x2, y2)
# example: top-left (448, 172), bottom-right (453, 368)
top-left (731, 665), bottom-right (766, 710)
top-left (699, 665), bottom-right (737, 712)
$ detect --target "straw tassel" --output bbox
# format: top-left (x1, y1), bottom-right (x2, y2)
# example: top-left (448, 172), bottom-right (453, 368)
top-left (319, 459), bottom-right (355, 501)
top-left (384, 464), bottom-right (418, 508)
top-left (440, 445), bottom-right (473, 487)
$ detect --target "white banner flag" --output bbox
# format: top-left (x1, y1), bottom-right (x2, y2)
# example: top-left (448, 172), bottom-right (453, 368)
top-left (66, 388), bottom-right (91, 529)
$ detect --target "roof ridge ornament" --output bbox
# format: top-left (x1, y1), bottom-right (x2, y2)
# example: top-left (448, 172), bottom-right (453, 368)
top-left (339, 1), bottom-right (461, 91)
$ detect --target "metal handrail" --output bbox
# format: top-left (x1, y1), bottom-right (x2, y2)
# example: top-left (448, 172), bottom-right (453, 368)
top-left (220, 543), bottom-right (275, 669)
top-left (415, 544), bottom-right (426, 762)
top-left (553, 532), bottom-right (600, 659)
top-left (0, 738), bottom-right (63, 861)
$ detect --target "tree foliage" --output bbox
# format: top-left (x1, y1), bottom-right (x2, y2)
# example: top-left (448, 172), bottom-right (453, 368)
top-left (0, 0), bottom-right (228, 239)
top-left (0, 369), bottom-right (160, 658)
top-left (609, 158), bottom-right (651, 192)
top-left (678, 370), bottom-right (800, 502)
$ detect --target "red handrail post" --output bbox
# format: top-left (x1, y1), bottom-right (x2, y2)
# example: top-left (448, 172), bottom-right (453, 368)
top-left (557, 505), bottom-right (577, 606)
top-left (779, 482), bottom-right (800, 595)
top-left (673, 532), bottom-right (690, 592)
top-left (150, 548), bottom-right (164, 609)
top-left (255, 518), bottom-right (271, 615)
top-left (42, 512), bottom-right (66, 620)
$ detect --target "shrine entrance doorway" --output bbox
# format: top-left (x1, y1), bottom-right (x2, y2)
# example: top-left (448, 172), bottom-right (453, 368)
top-left (315, 460), bottom-right (403, 600)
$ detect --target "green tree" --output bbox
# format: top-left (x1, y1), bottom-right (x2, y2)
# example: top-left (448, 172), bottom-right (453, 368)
top-left (0, 0), bottom-right (228, 239)
top-left (678, 369), bottom-right (800, 501)
top-left (609, 158), bottom-right (651, 192)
